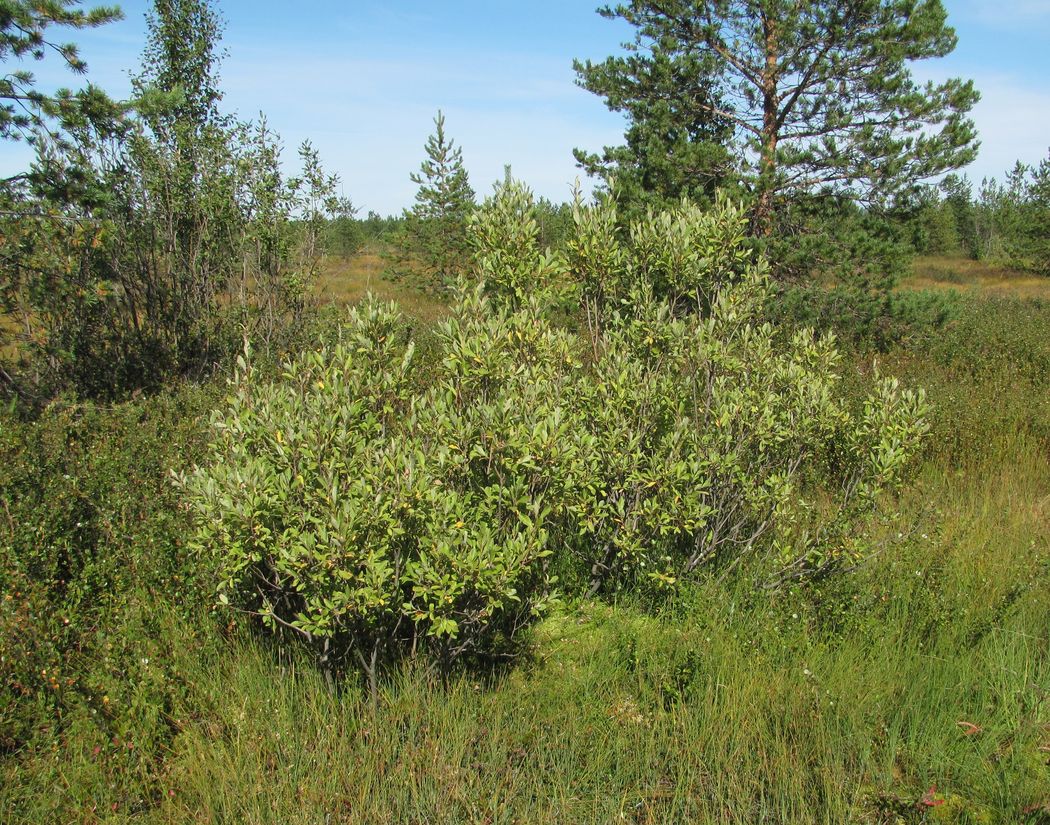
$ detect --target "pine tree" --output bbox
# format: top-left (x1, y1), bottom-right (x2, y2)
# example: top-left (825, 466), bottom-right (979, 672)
top-left (399, 110), bottom-right (475, 288)
top-left (573, 40), bottom-right (734, 214)
top-left (940, 174), bottom-right (978, 259)
top-left (1002, 154), bottom-right (1050, 275)
top-left (575, 1), bottom-right (980, 235)
top-left (1027, 160), bottom-right (1050, 275)
top-left (0, 0), bottom-right (122, 146)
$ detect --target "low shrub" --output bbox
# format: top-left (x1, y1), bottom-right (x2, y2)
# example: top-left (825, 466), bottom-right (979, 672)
top-left (561, 196), bottom-right (929, 593)
top-left (178, 296), bottom-right (567, 690)
top-left (0, 385), bottom-right (217, 758)
top-left (885, 295), bottom-right (1050, 464)
top-left (924, 296), bottom-right (1050, 387)
top-left (181, 192), bottom-right (929, 683)
top-left (768, 283), bottom-right (964, 351)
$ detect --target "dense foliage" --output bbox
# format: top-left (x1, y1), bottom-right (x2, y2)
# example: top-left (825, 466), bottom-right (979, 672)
top-left (0, 0), bottom-right (350, 405)
top-left (181, 191), bottom-right (928, 686)
top-left (6, 283), bottom-right (1048, 822)
top-left (575, 0), bottom-right (979, 234)
top-left (0, 385), bottom-right (216, 757)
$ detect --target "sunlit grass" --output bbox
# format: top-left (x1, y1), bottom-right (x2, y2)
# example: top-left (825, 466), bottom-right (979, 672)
top-left (314, 245), bottom-right (448, 326)
top-left (132, 447), bottom-right (1050, 822)
top-left (904, 255), bottom-right (1050, 300)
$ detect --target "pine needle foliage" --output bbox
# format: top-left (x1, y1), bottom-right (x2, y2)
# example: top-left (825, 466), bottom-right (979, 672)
top-left (396, 110), bottom-right (476, 290)
top-left (0, 0), bottom-right (122, 145)
top-left (576, 0), bottom-right (980, 235)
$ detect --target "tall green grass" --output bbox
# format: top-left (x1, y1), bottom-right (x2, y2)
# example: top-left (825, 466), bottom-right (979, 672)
top-left (6, 438), bottom-right (1042, 823)
top-left (90, 443), bottom-right (1040, 824)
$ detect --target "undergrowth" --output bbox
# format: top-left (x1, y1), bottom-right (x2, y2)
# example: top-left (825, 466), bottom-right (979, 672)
top-left (2, 274), bottom-right (1049, 823)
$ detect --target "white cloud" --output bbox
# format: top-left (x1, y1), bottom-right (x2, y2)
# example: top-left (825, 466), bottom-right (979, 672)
top-left (960, 0), bottom-right (1050, 24)
top-left (962, 76), bottom-right (1050, 181)
top-left (0, 36), bottom-right (626, 216)
top-left (909, 57), bottom-right (1050, 184)
top-left (214, 48), bottom-right (624, 215)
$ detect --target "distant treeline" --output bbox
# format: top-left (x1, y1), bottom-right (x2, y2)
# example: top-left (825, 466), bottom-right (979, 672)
top-left (324, 198), bottom-right (576, 259)
top-left (901, 164), bottom-right (1050, 273)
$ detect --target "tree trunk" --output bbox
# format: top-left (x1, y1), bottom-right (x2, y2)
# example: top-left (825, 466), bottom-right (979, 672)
top-left (753, 9), bottom-right (780, 237)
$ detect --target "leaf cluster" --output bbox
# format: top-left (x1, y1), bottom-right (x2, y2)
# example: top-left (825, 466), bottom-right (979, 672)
top-left (181, 192), bottom-right (929, 683)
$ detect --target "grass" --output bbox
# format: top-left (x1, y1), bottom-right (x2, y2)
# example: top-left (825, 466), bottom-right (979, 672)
top-left (2, 249), bottom-right (1049, 823)
top-left (904, 256), bottom-right (1050, 300)
top-left (314, 246), bottom-right (448, 326)
top-left (7, 438), bottom-right (1044, 823)
top-left (318, 250), bottom-right (1050, 307)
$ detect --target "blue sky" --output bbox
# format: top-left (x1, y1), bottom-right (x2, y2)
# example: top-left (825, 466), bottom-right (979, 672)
top-left (2, 0), bottom-right (1049, 216)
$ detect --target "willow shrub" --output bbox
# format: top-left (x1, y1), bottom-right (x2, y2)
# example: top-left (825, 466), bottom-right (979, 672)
top-left (177, 294), bottom-right (569, 690)
top-left (179, 189), bottom-right (928, 682)
top-left (561, 194), bottom-right (930, 593)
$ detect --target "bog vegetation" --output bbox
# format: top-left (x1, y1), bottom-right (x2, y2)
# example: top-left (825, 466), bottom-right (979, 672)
top-left (2, 1), bottom-right (1049, 823)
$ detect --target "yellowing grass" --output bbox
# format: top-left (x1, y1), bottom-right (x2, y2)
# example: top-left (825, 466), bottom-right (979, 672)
top-left (314, 247), bottom-right (448, 326)
top-left (905, 255), bottom-right (1050, 300)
